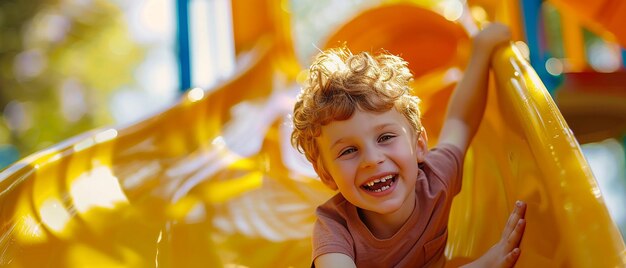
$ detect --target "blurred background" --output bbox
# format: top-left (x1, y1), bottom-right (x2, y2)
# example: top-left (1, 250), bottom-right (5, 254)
top-left (0, 0), bottom-right (624, 240)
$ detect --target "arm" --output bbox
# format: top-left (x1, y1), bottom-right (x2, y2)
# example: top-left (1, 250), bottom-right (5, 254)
top-left (438, 23), bottom-right (511, 152)
top-left (314, 253), bottom-right (356, 268)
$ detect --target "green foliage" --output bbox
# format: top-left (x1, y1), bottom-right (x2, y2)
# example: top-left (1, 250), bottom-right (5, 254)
top-left (0, 0), bottom-right (144, 165)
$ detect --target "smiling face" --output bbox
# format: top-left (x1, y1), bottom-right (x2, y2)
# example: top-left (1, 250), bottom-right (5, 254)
top-left (316, 108), bottom-right (428, 216)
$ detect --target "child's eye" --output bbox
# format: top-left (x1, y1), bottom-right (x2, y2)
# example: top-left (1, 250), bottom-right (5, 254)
top-left (338, 148), bottom-right (356, 157)
top-left (378, 134), bottom-right (395, 143)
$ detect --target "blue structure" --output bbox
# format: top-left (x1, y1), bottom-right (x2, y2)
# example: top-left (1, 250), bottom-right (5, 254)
top-left (519, 0), bottom-right (562, 93)
top-left (176, 0), bottom-right (191, 92)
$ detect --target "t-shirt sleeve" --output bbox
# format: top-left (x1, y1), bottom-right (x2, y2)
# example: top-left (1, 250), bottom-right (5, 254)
top-left (426, 143), bottom-right (464, 196)
top-left (311, 208), bottom-right (355, 265)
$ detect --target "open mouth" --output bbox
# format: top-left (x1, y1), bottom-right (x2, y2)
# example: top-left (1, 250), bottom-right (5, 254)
top-left (361, 174), bottom-right (397, 193)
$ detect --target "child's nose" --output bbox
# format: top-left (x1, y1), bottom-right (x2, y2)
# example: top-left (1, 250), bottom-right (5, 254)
top-left (359, 148), bottom-right (384, 169)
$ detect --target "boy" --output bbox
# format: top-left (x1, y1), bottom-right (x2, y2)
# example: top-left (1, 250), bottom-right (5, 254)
top-left (291, 23), bottom-right (527, 267)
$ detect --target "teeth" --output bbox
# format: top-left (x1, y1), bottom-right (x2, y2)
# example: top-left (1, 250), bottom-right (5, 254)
top-left (364, 175), bottom-right (394, 188)
top-left (373, 185), bottom-right (391, 192)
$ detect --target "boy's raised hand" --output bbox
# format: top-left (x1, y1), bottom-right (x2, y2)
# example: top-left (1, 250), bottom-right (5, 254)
top-left (462, 201), bottom-right (527, 268)
top-left (472, 22), bottom-right (512, 56)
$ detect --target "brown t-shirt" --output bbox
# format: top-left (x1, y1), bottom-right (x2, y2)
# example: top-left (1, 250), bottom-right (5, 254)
top-left (312, 143), bottom-right (463, 268)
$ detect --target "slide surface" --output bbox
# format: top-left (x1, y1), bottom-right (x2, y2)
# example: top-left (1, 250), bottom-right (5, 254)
top-left (0, 3), bottom-right (624, 268)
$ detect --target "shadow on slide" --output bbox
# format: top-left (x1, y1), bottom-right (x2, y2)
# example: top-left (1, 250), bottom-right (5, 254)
top-left (0, 3), bottom-right (624, 267)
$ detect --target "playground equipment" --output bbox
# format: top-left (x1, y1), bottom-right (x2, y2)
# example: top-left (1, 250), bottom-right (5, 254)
top-left (0, 1), bottom-right (624, 267)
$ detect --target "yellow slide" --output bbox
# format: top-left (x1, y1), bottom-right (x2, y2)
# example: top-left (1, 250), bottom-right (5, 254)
top-left (0, 3), bottom-right (624, 268)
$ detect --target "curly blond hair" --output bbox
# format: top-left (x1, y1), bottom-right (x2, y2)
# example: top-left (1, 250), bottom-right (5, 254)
top-left (291, 46), bottom-right (422, 185)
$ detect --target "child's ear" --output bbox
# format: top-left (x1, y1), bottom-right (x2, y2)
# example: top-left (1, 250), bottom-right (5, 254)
top-left (313, 162), bottom-right (338, 190)
top-left (415, 128), bottom-right (429, 163)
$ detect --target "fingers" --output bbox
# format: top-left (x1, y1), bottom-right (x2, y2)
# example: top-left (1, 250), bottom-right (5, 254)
top-left (501, 205), bottom-right (517, 239)
top-left (504, 248), bottom-right (521, 267)
top-left (502, 201), bottom-right (526, 240)
top-left (477, 23), bottom-right (512, 45)
top-left (515, 200), bottom-right (526, 219)
top-left (505, 218), bottom-right (526, 252)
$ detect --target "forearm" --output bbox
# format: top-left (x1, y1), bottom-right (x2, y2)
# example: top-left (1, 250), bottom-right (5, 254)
top-left (444, 46), bottom-right (492, 138)
top-left (436, 23), bottom-right (510, 150)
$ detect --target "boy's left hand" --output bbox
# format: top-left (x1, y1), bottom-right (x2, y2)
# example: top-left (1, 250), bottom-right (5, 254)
top-left (463, 200), bottom-right (527, 268)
